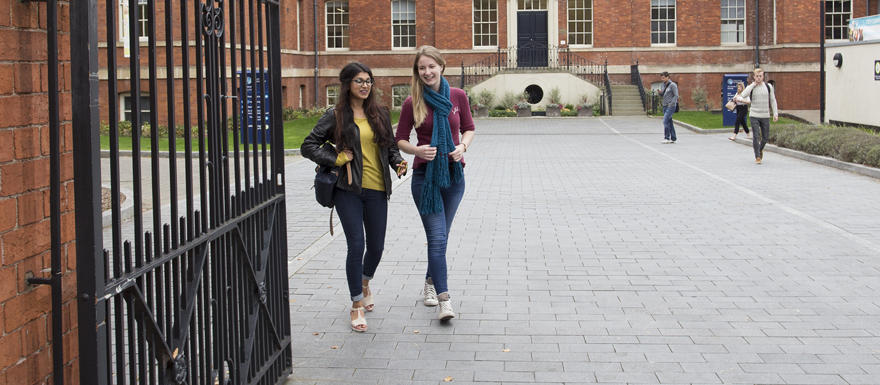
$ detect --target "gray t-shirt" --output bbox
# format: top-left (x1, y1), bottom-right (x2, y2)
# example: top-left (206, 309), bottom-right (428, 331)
top-left (660, 80), bottom-right (679, 108)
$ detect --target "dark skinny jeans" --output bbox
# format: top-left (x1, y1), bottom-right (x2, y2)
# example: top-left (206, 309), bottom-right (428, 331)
top-left (734, 105), bottom-right (750, 135)
top-left (334, 187), bottom-right (388, 302)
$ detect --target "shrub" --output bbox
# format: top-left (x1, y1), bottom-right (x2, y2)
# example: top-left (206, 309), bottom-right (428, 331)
top-left (561, 108), bottom-right (578, 117)
top-left (282, 107), bottom-right (297, 121)
top-left (769, 124), bottom-right (880, 168)
top-left (476, 89), bottom-right (494, 108)
top-left (514, 101), bottom-right (531, 111)
top-left (500, 92), bottom-right (518, 109)
top-left (489, 109), bottom-right (516, 117)
top-left (691, 87), bottom-right (708, 110)
top-left (548, 87), bottom-right (562, 107)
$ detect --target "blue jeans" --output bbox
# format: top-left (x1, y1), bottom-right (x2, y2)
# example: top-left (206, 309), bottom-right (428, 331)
top-left (334, 188), bottom-right (388, 302)
top-left (410, 168), bottom-right (466, 295)
top-left (663, 105), bottom-right (677, 141)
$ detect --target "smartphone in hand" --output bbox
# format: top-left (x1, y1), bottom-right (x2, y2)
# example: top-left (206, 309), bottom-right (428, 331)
top-left (396, 160), bottom-right (408, 178)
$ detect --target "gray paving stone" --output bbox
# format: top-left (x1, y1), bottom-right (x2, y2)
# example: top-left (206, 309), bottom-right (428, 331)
top-left (284, 117), bottom-right (880, 383)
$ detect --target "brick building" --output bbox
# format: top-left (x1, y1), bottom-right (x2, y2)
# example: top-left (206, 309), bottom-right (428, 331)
top-left (90, 0), bottom-right (880, 126)
top-left (276, 0), bottom-right (877, 111)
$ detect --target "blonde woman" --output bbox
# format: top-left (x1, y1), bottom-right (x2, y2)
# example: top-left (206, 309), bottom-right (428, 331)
top-left (729, 82), bottom-right (751, 141)
top-left (395, 46), bottom-right (475, 320)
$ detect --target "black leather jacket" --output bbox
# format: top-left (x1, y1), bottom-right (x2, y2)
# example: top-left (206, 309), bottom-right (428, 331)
top-left (301, 108), bottom-right (405, 199)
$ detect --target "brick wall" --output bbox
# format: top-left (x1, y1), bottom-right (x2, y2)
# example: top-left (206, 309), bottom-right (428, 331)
top-left (0, 1), bottom-right (77, 385)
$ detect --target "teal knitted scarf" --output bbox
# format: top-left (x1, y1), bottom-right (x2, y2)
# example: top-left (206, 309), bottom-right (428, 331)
top-left (418, 77), bottom-right (463, 215)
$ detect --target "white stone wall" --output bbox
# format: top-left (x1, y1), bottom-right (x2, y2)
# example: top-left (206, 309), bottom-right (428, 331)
top-left (825, 40), bottom-right (880, 127)
top-left (470, 72), bottom-right (602, 108)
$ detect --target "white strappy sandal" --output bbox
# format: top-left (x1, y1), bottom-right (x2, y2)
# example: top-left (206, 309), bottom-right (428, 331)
top-left (350, 307), bottom-right (367, 332)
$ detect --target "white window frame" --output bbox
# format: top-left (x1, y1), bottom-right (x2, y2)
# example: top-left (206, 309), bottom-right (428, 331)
top-left (326, 85), bottom-right (339, 107)
top-left (650, 0), bottom-right (676, 46)
top-left (825, 0), bottom-right (852, 41)
top-left (517, 0), bottom-right (547, 10)
top-left (118, 0), bottom-right (149, 43)
top-left (325, 1), bottom-right (349, 50)
top-left (472, 0), bottom-right (498, 49)
top-left (721, 0), bottom-right (746, 45)
top-left (391, 85), bottom-right (410, 109)
top-left (567, 0), bottom-right (593, 47)
top-left (391, 0), bottom-right (416, 49)
top-left (120, 93), bottom-right (151, 125)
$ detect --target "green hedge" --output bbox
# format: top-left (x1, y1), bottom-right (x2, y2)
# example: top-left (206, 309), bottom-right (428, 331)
top-left (770, 124), bottom-right (880, 168)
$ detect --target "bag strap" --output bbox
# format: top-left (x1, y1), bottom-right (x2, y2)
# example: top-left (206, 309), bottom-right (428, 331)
top-left (329, 209), bottom-right (334, 236)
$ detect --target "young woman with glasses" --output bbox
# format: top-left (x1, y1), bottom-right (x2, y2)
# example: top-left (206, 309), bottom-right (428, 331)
top-left (301, 62), bottom-right (407, 332)
top-left (395, 46), bottom-right (475, 321)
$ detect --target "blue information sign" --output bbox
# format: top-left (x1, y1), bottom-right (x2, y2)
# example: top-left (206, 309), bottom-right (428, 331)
top-left (722, 74), bottom-right (749, 127)
top-left (237, 70), bottom-right (271, 144)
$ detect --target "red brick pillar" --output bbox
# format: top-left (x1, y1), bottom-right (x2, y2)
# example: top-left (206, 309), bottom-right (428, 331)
top-left (0, 1), bottom-right (77, 384)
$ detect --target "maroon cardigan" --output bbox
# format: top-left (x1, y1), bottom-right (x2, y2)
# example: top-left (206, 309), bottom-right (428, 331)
top-left (395, 87), bottom-right (475, 170)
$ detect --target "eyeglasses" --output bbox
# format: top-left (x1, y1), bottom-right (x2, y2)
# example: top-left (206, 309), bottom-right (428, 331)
top-left (353, 78), bottom-right (373, 86)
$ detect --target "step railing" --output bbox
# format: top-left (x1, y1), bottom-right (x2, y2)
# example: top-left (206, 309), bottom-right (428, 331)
top-left (460, 45), bottom-right (606, 90)
top-left (630, 61), bottom-right (647, 114)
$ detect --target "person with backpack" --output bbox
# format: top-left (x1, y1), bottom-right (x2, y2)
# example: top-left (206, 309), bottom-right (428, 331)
top-left (301, 62), bottom-right (407, 332)
top-left (742, 68), bottom-right (778, 164)
top-left (658, 71), bottom-right (679, 144)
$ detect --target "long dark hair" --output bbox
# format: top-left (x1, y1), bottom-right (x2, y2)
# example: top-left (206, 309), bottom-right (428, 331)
top-left (334, 62), bottom-right (393, 148)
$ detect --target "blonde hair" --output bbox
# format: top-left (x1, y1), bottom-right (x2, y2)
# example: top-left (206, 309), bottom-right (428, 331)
top-left (410, 45), bottom-right (446, 128)
top-left (753, 68), bottom-right (764, 76)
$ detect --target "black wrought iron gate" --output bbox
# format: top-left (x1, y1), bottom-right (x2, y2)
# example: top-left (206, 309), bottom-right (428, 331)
top-left (72, 0), bottom-right (292, 384)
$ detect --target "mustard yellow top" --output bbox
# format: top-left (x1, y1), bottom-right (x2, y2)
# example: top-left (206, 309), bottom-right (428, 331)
top-left (355, 118), bottom-right (384, 191)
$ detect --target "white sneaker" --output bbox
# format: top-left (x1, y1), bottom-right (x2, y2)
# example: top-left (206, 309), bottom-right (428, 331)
top-left (423, 282), bottom-right (438, 307)
top-left (438, 300), bottom-right (455, 320)
top-left (662, 139), bottom-right (671, 144)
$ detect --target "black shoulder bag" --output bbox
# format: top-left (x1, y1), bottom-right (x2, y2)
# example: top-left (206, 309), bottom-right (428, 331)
top-left (313, 142), bottom-right (351, 235)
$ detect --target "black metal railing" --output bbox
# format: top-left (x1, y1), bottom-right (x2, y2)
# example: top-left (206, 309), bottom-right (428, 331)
top-left (460, 45), bottom-right (606, 89)
top-left (603, 60), bottom-right (612, 116)
top-left (73, 0), bottom-right (292, 384)
top-left (631, 61), bottom-right (648, 113)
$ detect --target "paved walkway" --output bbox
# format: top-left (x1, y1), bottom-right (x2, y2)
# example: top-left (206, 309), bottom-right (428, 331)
top-left (283, 116), bottom-right (880, 385)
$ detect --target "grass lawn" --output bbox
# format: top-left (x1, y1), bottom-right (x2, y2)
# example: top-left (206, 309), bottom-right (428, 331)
top-left (100, 110), bottom-right (401, 151)
top-left (671, 110), bottom-right (801, 129)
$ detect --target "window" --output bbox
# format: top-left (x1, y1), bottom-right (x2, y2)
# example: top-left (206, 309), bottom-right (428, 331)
top-left (392, 0), bottom-right (416, 48)
top-left (118, 0), bottom-right (149, 42)
top-left (518, 0), bottom-right (547, 10)
top-left (391, 85), bottom-right (410, 109)
top-left (721, 0), bottom-right (745, 44)
top-left (136, 0), bottom-right (148, 40)
top-left (825, 0), bottom-right (851, 40)
top-left (326, 1), bottom-right (349, 49)
top-left (567, 0), bottom-right (593, 46)
top-left (326, 85), bottom-right (339, 107)
top-left (651, 0), bottom-right (676, 45)
top-left (473, 0), bottom-right (498, 47)
top-left (121, 94), bottom-right (151, 125)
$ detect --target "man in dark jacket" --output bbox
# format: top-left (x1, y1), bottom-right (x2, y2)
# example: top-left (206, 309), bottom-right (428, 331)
top-left (658, 71), bottom-right (679, 144)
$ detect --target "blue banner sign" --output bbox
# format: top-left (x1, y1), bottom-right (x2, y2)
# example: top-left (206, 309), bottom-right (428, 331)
top-left (237, 70), bottom-right (271, 144)
top-left (722, 74), bottom-right (749, 127)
